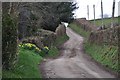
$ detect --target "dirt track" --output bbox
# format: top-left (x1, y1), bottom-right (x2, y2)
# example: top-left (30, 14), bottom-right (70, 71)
top-left (40, 27), bottom-right (115, 78)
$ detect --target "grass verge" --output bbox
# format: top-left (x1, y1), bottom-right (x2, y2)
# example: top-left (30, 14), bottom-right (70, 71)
top-left (2, 48), bottom-right (43, 78)
top-left (46, 35), bottom-right (69, 58)
top-left (69, 23), bottom-right (90, 38)
top-left (84, 42), bottom-right (118, 72)
top-left (54, 35), bottom-right (69, 47)
top-left (69, 22), bottom-right (119, 72)
top-left (2, 33), bottom-right (69, 78)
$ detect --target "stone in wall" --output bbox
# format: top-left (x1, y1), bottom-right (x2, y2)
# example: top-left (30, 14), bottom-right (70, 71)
top-left (55, 24), bottom-right (66, 37)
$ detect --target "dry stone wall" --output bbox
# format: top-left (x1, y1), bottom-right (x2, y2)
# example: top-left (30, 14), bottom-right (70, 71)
top-left (74, 18), bottom-right (119, 46)
top-left (88, 26), bottom-right (119, 46)
top-left (21, 24), bottom-right (67, 48)
top-left (74, 18), bottom-right (97, 31)
top-left (55, 24), bottom-right (66, 37)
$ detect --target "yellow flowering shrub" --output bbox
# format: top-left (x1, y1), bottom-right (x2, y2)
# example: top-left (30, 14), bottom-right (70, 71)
top-left (19, 43), bottom-right (41, 53)
top-left (43, 46), bottom-right (49, 53)
top-left (19, 43), bottom-right (50, 57)
top-left (44, 46), bottom-right (49, 50)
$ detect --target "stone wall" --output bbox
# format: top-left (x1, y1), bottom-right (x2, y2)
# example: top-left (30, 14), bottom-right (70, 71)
top-left (55, 24), bottom-right (66, 37)
top-left (88, 26), bottom-right (119, 46)
top-left (74, 18), bottom-right (97, 31)
top-left (21, 24), bottom-right (67, 48)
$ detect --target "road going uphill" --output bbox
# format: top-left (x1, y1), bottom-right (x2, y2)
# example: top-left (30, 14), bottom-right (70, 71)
top-left (40, 27), bottom-right (115, 78)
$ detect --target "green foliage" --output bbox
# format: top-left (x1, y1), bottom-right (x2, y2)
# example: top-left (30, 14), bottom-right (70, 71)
top-left (2, 14), bottom-right (18, 70)
top-left (19, 34), bottom-right (69, 58)
top-left (18, 2), bottom-right (78, 32)
top-left (69, 23), bottom-right (90, 38)
top-left (118, 16), bottom-right (120, 25)
top-left (0, 68), bottom-right (1, 79)
top-left (47, 46), bottom-right (59, 58)
top-left (44, 35), bottom-right (69, 58)
top-left (2, 2), bottom-right (71, 78)
top-left (45, 35), bottom-right (69, 58)
top-left (56, 2), bottom-right (78, 23)
top-left (39, 46), bottom-right (49, 57)
top-left (19, 43), bottom-right (41, 53)
top-left (40, 2), bottom-right (78, 31)
top-left (19, 43), bottom-right (50, 57)
top-left (3, 34), bottom-right (69, 78)
top-left (53, 35), bottom-right (69, 47)
top-left (2, 48), bottom-right (43, 78)
top-left (84, 42), bottom-right (118, 72)
top-left (40, 35), bottom-right (69, 58)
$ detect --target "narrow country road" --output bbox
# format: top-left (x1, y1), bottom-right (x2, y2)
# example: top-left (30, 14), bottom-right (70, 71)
top-left (40, 27), bottom-right (115, 78)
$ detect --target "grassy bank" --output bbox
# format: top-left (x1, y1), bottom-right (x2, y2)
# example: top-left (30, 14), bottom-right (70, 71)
top-left (69, 23), bottom-right (90, 38)
top-left (84, 42), bottom-right (118, 72)
top-left (46, 35), bottom-right (69, 58)
top-left (3, 48), bottom-right (43, 78)
top-left (54, 35), bottom-right (69, 47)
top-left (69, 23), bottom-right (118, 72)
top-left (2, 34), bottom-right (69, 78)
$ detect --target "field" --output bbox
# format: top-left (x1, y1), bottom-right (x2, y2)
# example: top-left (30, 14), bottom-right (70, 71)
top-left (90, 17), bottom-right (118, 27)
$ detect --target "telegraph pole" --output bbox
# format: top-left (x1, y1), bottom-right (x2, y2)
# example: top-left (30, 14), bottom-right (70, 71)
top-left (87, 5), bottom-right (89, 20)
top-left (93, 4), bottom-right (96, 27)
top-left (101, 0), bottom-right (104, 29)
top-left (111, 0), bottom-right (115, 28)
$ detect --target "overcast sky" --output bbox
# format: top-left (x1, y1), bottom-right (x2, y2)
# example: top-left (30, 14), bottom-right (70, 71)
top-left (74, 0), bottom-right (120, 20)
